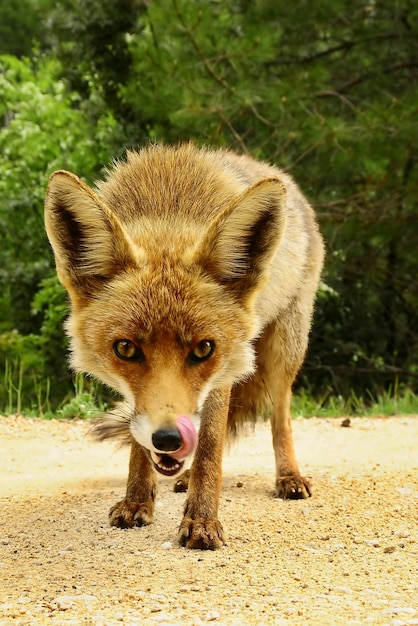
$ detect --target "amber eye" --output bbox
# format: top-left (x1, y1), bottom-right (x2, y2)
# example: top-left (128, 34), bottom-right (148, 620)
top-left (188, 340), bottom-right (215, 365)
top-left (113, 339), bottom-right (144, 362)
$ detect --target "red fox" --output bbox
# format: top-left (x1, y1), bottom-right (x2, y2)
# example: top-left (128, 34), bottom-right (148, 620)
top-left (45, 143), bottom-right (324, 549)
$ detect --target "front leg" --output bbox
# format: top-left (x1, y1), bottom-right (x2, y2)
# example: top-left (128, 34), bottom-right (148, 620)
top-left (178, 387), bottom-right (230, 550)
top-left (109, 440), bottom-right (157, 528)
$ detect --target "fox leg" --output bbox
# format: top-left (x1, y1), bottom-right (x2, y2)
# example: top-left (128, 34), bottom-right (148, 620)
top-left (178, 387), bottom-right (230, 550)
top-left (262, 315), bottom-right (311, 499)
top-left (271, 377), bottom-right (311, 499)
top-left (109, 440), bottom-right (157, 527)
top-left (232, 314), bottom-right (311, 500)
top-left (173, 470), bottom-right (190, 493)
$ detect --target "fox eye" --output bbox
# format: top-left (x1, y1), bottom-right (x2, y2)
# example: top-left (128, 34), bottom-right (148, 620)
top-left (113, 339), bottom-right (144, 363)
top-left (188, 340), bottom-right (215, 365)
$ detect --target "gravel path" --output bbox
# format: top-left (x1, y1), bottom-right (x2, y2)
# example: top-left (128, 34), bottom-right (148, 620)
top-left (0, 415), bottom-right (417, 625)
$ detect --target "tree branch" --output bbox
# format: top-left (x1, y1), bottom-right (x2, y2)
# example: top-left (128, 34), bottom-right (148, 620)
top-left (172, 0), bottom-right (232, 93)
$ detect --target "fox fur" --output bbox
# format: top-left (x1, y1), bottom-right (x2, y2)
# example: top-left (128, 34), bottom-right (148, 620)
top-left (44, 143), bottom-right (324, 549)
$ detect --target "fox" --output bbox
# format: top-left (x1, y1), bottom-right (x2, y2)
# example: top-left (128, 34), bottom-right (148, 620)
top-left (44, 143), bottom-right (324, 550)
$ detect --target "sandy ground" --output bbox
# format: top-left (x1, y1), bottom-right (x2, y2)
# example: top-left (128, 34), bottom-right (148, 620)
top-left (0, 414), bottom-right (417, 626)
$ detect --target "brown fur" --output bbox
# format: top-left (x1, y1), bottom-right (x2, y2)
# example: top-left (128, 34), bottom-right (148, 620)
top-left (44, 143), bottom-right (324, 550)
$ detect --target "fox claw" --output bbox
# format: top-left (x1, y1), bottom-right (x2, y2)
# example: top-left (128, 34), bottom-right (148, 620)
top-left (178, 517), bottom-right (225, 550)
top-left (109, 499), bottom-right (154, 528)
top-left (275, 474), bottom-right (312, 499)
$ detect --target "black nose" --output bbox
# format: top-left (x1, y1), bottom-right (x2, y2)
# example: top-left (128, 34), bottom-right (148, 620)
top-left (152, 428), bottom-right (183, 452)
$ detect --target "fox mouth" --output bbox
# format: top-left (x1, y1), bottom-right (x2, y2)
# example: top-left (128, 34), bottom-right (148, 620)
top-left (151, 452), bottom-right (185, 477)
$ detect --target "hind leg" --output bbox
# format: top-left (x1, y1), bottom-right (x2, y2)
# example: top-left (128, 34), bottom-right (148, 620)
top-left (173, 470), bottom-right (190, 493)
top-left (230, 311), bottom-right (311, 499)
top-left (270, 375), bottom-right (311, 499)
top-left (263, 312), bottom-right (312, 499)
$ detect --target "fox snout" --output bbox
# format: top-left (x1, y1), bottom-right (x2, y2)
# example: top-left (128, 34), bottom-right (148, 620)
top-left (152, 428), bottom-right (183, 453)
top-left (152, 415), bottom-right (197, 458)
top-left (148, 415), bottom-right (198, 478)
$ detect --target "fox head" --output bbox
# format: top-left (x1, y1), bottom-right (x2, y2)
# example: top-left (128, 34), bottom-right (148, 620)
top-left (44, 146), bottom-right (287, 476)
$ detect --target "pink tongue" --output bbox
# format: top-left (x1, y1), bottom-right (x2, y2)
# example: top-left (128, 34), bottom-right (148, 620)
top-left (170, 415), bottom-right (198, 461)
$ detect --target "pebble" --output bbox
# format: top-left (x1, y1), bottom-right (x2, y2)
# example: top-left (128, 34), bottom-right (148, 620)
top-left (382, 607), bottom-right (416, 615)
top-left (54, 594), bottom-right (98, 608)
top-left (206, 609), bottom-right (220, 621)
top-left (383, 545), bottom-right (397, 553)
top-left (56, 598), bottom-right (75, 611)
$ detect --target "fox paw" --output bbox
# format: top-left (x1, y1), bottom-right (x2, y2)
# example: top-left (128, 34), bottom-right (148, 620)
top-left (275, 474), bottom-right (312, 500)
top-left (173, 470), bottom-right (190, 493)
top-left (109, 499), bottom-right (154, 528)
top-left (178, 517), bottom-right (225, 550)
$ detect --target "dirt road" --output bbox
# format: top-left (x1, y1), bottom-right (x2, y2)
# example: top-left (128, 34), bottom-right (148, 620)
top-left (0, 414), bottom-right (417, 625)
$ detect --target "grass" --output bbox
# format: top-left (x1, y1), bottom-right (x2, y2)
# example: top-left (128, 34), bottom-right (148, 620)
top-left (1, 370), bottom-right (106, 419)
top-left (1, 360), bottom-right (417, 419)
top-left (54, 374), bottom-right (107, 420)
top-left (291, 386), bottom-right (418, 418)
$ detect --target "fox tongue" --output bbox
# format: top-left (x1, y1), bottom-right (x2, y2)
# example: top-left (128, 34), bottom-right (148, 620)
top-left (169, 415), bottom-right (198, 461)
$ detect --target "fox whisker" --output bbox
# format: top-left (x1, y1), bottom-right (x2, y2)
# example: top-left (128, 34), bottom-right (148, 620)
top-left (89, 402), bottom-right (134, 445)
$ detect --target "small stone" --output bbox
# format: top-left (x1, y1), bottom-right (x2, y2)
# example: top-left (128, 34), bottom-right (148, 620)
top-left (56, 598), bottom-right (74, 611)
top-left (383, 545), bottom-right (396, 553)
top-left (206, 609), bottom-right (220, 621)
top-left (382, 607), bottom-right (416, 615)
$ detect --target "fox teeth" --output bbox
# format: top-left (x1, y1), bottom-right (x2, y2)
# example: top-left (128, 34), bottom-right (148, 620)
top-left (157, 458), bottom-right (180, 472)
top-left (151, 452), bottom-right (184, 477)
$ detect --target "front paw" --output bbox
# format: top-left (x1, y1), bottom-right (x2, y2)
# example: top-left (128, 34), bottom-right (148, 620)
top-left (275, 474), bottom-right (312, 499)
top-left (178, 517), bottom-right (225, 550)
top-left (109, 499), bottom-right (154, 528)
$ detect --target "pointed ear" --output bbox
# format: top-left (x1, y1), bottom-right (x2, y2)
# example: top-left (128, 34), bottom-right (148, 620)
top-left (44, 170), bottom-right (143, 304)
top-left (195, 178), bottom-right (287, 299)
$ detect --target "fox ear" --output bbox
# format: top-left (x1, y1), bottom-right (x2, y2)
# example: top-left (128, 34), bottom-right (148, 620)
top-left (196, 178), bottom-right (287, 300)
top-left (45, 170), bottom-right (141, 303)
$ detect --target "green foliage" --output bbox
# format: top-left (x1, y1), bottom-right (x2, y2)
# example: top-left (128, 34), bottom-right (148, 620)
top-left (0, 55), bottom-right (110, 335)
top-left (0, 276), bottom-right (69, 415)
top-left (0, 0), bottom-right (55, 57)
top-left (55, 374), bottom-right (106, 420)
top-left (50, 0), bottom-right (417, 396)
top-left (0, 0), bottom-right (417, 414)
top-left (1, 331), bottom-right (49, 416)
top-left (0, 55), bottom-right (113, 413)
